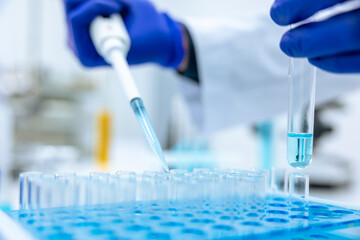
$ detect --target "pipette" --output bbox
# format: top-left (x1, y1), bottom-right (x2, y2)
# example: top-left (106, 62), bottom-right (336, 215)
top-left (287, 46), bottom-right (316, 169)
top-left (90, 15), bottom-right (169, 173)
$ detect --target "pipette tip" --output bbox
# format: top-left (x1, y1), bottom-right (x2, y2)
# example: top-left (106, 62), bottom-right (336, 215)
top-left (130, 98), bottom-right (170, 173)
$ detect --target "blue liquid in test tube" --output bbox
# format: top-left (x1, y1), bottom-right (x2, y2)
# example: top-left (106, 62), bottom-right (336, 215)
top-left (287, 133), bottom-right (313, 168)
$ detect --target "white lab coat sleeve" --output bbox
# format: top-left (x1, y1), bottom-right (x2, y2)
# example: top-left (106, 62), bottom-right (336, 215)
top-left (179, 16), bottom-right (360, 133)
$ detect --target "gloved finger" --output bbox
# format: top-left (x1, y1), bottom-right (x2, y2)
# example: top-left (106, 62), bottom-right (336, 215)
top-left (63, 0), bottom-right (84, 13)
top-left (69, 0), bottom-right (123, 23)
top-left (68, 0), bottom-right (123, 67)
top-left (309, 51), bottom-right (360, 73)
top-left (270, 0), bottom-right (348, 26)
top-left (280, 9), bottom-right (360, 58)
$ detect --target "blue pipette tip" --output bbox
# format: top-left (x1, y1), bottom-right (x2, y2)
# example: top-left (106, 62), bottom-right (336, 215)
top-left (130, 98), bottom-right (170, 173)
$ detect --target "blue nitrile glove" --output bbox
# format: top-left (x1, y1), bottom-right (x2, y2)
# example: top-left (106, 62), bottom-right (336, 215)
top-left (64, 0), bottom-right (185, 68)
top-left (270, 0), bottom-right (360, 73)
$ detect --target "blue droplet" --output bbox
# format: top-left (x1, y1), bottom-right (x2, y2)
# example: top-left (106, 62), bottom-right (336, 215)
top-left (292, 201), bottom-right (305, 206)
top-left (241, 221), bottom-right (262, 227)
top-left (310, 205), bottom-right (329, 210)
top-left (213, 225), bottom-right (234, 231)
top-left (146, 232), bottom-right (171, 240)
top-left (265, 218), bottom-right (289, 223)
top-left (48, 233), bottom-right (73, 240)
top-left (267, 210), bottom-right (288, 215)
top-left (308, 234), bottom-right (329, 239)
top-left (290, 207), bottom-right (306, 212)
top-left (37, 226), bottom-right (45, 231)
top-left (160, 222), bottom-right (184, 227)
top-left (112, 219), bottom-right (123, 223)
top-left (269, 203), bottom-right (287, 208)
top-left (27, 219), bottom-right (35, 224)
top-left (201, 219), bottom-right (215, 224)
top-left (74, 222), bottom-right (100, 228)
top-left (246, 213), bottom-right (259, 217)
top-left (290, 215), bottom-right (309, 220)
top-left (126, 225), bottom-right (151, 232)
top-left (272, 197), bottom-right (286, 202)
top-left (333, 210), bottom-right (353, 215)
top-left (90, 229), bottom-right (113, 236)
top-left (220, 215), bottom-right (231, 220)
top-left (181, 228), bottom-right (205, 235)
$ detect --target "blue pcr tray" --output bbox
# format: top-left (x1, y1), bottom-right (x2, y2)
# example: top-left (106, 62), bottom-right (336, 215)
top-left (6, 196), bottom-right (360, 240)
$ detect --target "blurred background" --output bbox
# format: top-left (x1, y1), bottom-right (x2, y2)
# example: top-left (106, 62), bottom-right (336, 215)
top-left (0, 0), bottom-right (360, 210)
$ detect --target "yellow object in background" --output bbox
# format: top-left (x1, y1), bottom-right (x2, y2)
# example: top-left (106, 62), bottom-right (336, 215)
top-left (96, 109), bottom-right (112, 170)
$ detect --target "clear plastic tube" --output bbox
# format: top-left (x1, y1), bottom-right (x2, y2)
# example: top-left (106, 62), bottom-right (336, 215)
top-left (16, 169), bottom-right (291, 209)
top-left (270, 168), bottom-right (288, 193)
top-left (55, 173), bottom-right (76, 207)
top-left (19, 172), bottom-right (42, 210)
top-left (88, 172), bottom-right (110, 205)
top-left (288, 172), bottom-right (309, 208)
top-left (75, 176), bottom-right (89, 206)
top-left (37, 175), bottom-right (55, 209)
top-left (0, 169), bottom-right (2, 200)
top-left (245, 172), bottom-right (269, 210)
top-left (287, 55), bottom-right (316, 169)
top-left (116, 171), bottom-right (136, 202)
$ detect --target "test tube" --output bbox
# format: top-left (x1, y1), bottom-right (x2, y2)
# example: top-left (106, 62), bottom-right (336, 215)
top-left (88, 172), bottom-right (110, 205)
top-left (287, 51), bottom-right (316, 168)
top-left (19, 172), bottom-right (42, 210)
top-left (141, 171), bottom-right (157, 202)
top-left (55, 172), bottom-right (76, 207)
top-left (168, 171), bottom-right (188, 205)
top-left (75, 176), bottom-right (89, 206)
top-left (270, 168), bottom-right (288, 193)
top-left (0, 169), bottom-right (2, 202)
top-left (288, 172), bottom-right (309, 208)
top-left (245, 171), bottom-right (269, 211)
top-left (224, 173), bottom-right (244, 206)
top-left (116, 171), bottom-right (136, 203)
top-left (37, 175), bottom-right (56, 209)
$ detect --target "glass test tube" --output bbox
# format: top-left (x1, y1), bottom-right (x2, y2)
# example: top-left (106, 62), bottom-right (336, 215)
top-left (116, 171), bottom-right (136, 202)
top-left (288, 172), bottom-right (309, 208)
top-left (55, 173), bottom-right (76, 207)
top-left (245, 172), bottom-right (269, 209)
top-left (88, 172), bottom-right (110, 205)
top-left (19, 172), bottom-right (42, 210)
top-left (141, 171), bottom-right (158, 202)
top-left (287, 43), bottom-right (316, 169)
top-left (37, 175), bottom-right (56, 209)
top-left (270, 168), bottom-right (288, 193)
top-left (0, 169), bottom-right (1, 198)
top-left (168, 171), bottom-right (188, 205)
top-left (75, 176), bottom-right (89, 206)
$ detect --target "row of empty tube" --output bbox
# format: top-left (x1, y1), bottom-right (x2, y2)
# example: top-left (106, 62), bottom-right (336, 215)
top-left (19, 168), bottom-right (309, 211)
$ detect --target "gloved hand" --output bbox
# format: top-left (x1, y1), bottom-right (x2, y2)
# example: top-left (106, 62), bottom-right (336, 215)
top-left (270, 0), bottom-right (360, 73)
top-left (64, 0), bottom-right (185, 68)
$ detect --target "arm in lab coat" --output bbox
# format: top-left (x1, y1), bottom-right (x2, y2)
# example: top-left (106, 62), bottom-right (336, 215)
top-left (178, 16), bottom-right (360, 133)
